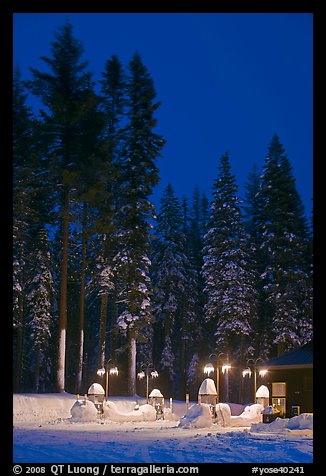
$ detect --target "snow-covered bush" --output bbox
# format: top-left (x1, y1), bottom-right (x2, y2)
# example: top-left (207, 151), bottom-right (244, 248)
top-left (102, 401), bottom-right (156, 422)
top-left (70, 400), bottom-right (98, 422)
top-left (178, 403), bottom-right (213, 429)
top-left (215, 403), bottom-right (263, 427)
top-left (215, 403), bottom-right (232, 426)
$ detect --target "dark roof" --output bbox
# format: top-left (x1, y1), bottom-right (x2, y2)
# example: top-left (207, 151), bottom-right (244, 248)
top-left (257, 340), bottom-right (313, 370)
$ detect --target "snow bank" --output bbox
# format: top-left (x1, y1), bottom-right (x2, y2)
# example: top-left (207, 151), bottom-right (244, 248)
top-left (251, 413), bottom-right (313, 433)
top-left (178, 403), bottom-right (213, 429)
top-left (287, 413), bottom-right (313, 430)
top-left (70, 400), bottom-right (98, 422)
top-left (215, 403), bottom-right (263, 427)
top-left (13, 393), bottom-right (76, 423)
top-left (103, 401), bottom-right (157, 422)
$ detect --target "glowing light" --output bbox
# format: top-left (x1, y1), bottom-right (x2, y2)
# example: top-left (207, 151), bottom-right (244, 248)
top-left (137, 371), bottom-right (145, 379)
top-left (259, 369), bottom-right (268, 377)
top-left (242, 368), bottom-right (252, 378)
top-left (109, 366), bottom-right (119, 376)
top-left (97, 368), bottom-right (105, 377)
top-left (221, 364), bottom-right (231, 374)
top-left (204, 363), bottom-right (214, 375)
top-left (151, 370), bottom-right (159, 378)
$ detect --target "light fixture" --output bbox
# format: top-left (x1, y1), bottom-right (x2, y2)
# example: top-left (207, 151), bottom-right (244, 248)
top-left (151, 370), bottom-right (158, 378)
top-left (109, 366), bottom-right (119, 376)
top-left (137, 371), bottom-right (145, 379)
top-left (221, 364), bottom-right (231, 374)
top-left (97, 367), bottom-right (105, 378)
top-left (242, 368), bottom-right (252, 378)
top-left (259, 369), bottom-right (268, 377)
top-left (204, 363), bottom-right (214, 376)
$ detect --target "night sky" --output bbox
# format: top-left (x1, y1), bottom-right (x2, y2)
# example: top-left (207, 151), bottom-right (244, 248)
top-left (13, 13), bottom-right (313, 217)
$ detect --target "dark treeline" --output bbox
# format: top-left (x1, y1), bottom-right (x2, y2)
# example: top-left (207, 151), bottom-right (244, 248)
top-left (13, 21), bottom-right (312, 402)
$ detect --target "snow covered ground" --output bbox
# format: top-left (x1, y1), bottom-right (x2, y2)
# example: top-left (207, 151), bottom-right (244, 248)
top-left (13, 393), bottom-right (313, 464)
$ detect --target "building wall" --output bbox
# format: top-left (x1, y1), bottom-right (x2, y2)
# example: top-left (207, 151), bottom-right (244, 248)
top-left (262, 368), bottom-right (313, 417)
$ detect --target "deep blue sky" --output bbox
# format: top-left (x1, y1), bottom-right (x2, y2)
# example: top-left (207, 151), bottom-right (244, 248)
top-left (13, 13), bottom-right (313, 217)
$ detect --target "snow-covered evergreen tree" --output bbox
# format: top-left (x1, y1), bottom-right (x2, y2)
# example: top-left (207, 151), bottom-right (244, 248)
top-left (13, 68), bottom-right (40, 391)
top-left (186, 353), bottom-right (203, 399)
top-left (113, 52), bottom-right (165, 395)
top-left (257, 135), bottom-right (312, 355)
top-left (27, 20), bottom-right (100, 392)
top-left (242, 164), bottom-right (268, 358)
top-left (202, 152), bottom-right (258, 364)
top-left (152, 184), bottom-right (197, 397)
top-left (27, 227), bottom-right (55, 392)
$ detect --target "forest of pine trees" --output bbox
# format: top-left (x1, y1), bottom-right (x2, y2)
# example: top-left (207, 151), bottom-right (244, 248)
top-left (13, 21), bottom-right (313, 400)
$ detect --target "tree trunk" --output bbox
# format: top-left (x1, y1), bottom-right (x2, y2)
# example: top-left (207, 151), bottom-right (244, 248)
top-left (15, 302), bottom-right (24, 393)
top-left (35, 344), bottom-right (40, 393)
top-left (109, 285), bottom-right (118, 361)
top-left (14, 245), bottom-right (25, 393)
top-left (76, 202), bottom-right (87, 394)
top-left (238, 334), bottom-right (246, 403)
top-left (127, 328), bottom-right (137, 396)
top-left (98, 292), bottom-right (108, 369)
top-left (56, 189), bottom-right (70, 393)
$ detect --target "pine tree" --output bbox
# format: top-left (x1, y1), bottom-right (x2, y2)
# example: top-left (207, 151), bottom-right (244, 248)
top-left (27, 227), bottom-right (55, 392)
top-left (13, 68), bottom-right (41, 391)
top-left (202, 152), bottom-right (258, 365)
top-left (113, 52), bottom-right (165, 395)
top-left (27, 20), bottom-right (98, 392)
top-left (151, 184), bottom-right (198, 397)
top-left (258, 135), bottom-right (312, 355)
top-left (243, 164), bottom-right (267, 358)
top-left (95, 55), bottom-right (125, 371)
top-left (186, 353), bottom-right (203, 400)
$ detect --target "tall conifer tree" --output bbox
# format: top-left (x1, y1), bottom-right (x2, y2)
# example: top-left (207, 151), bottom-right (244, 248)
top-left (202, 152), bottom-right (258, 365)
top-left (152, 184), bottom-right (197, 396)
top-left (27, 21), bottom-right (97, 391)
top-left (114, 52), bottom-right (165, 395)
top-left (258, 135), bottom-right (312, 355)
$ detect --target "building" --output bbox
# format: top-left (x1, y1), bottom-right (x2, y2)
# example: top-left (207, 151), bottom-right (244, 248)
top-left (256, 340), bottom-right (313, 417)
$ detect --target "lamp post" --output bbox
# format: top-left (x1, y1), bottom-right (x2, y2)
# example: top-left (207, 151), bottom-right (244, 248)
top-left (245, 358), bottom-right (268, 402)
top-left (97, 359), bottom-right (119, 402)
top-left (137, 363), bottom-right (158, 403)
top-left (204, 352), bottom-right (230, 403)
top-left (221, 359), bottom-right (231, 402)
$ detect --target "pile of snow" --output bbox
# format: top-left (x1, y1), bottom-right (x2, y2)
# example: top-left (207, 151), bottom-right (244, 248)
top-left (163, 407), bottom-right (179, 421)
top-left (288, 413), bottom-right (313, 430)
top-left (103, 401), bottom-right (157, 422)
top-left (215, 403), bottom-right (263, 427)
top-left (178, 403), bottom-right (213, 429)
top-left (251, 413), bottom-right (313, 433)
top-left (110, 397), bottom-right (146, 413)
top-left (13, 393), bottom-right (76, 423)
top-left (70, 400), bottom-right (98, 422)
